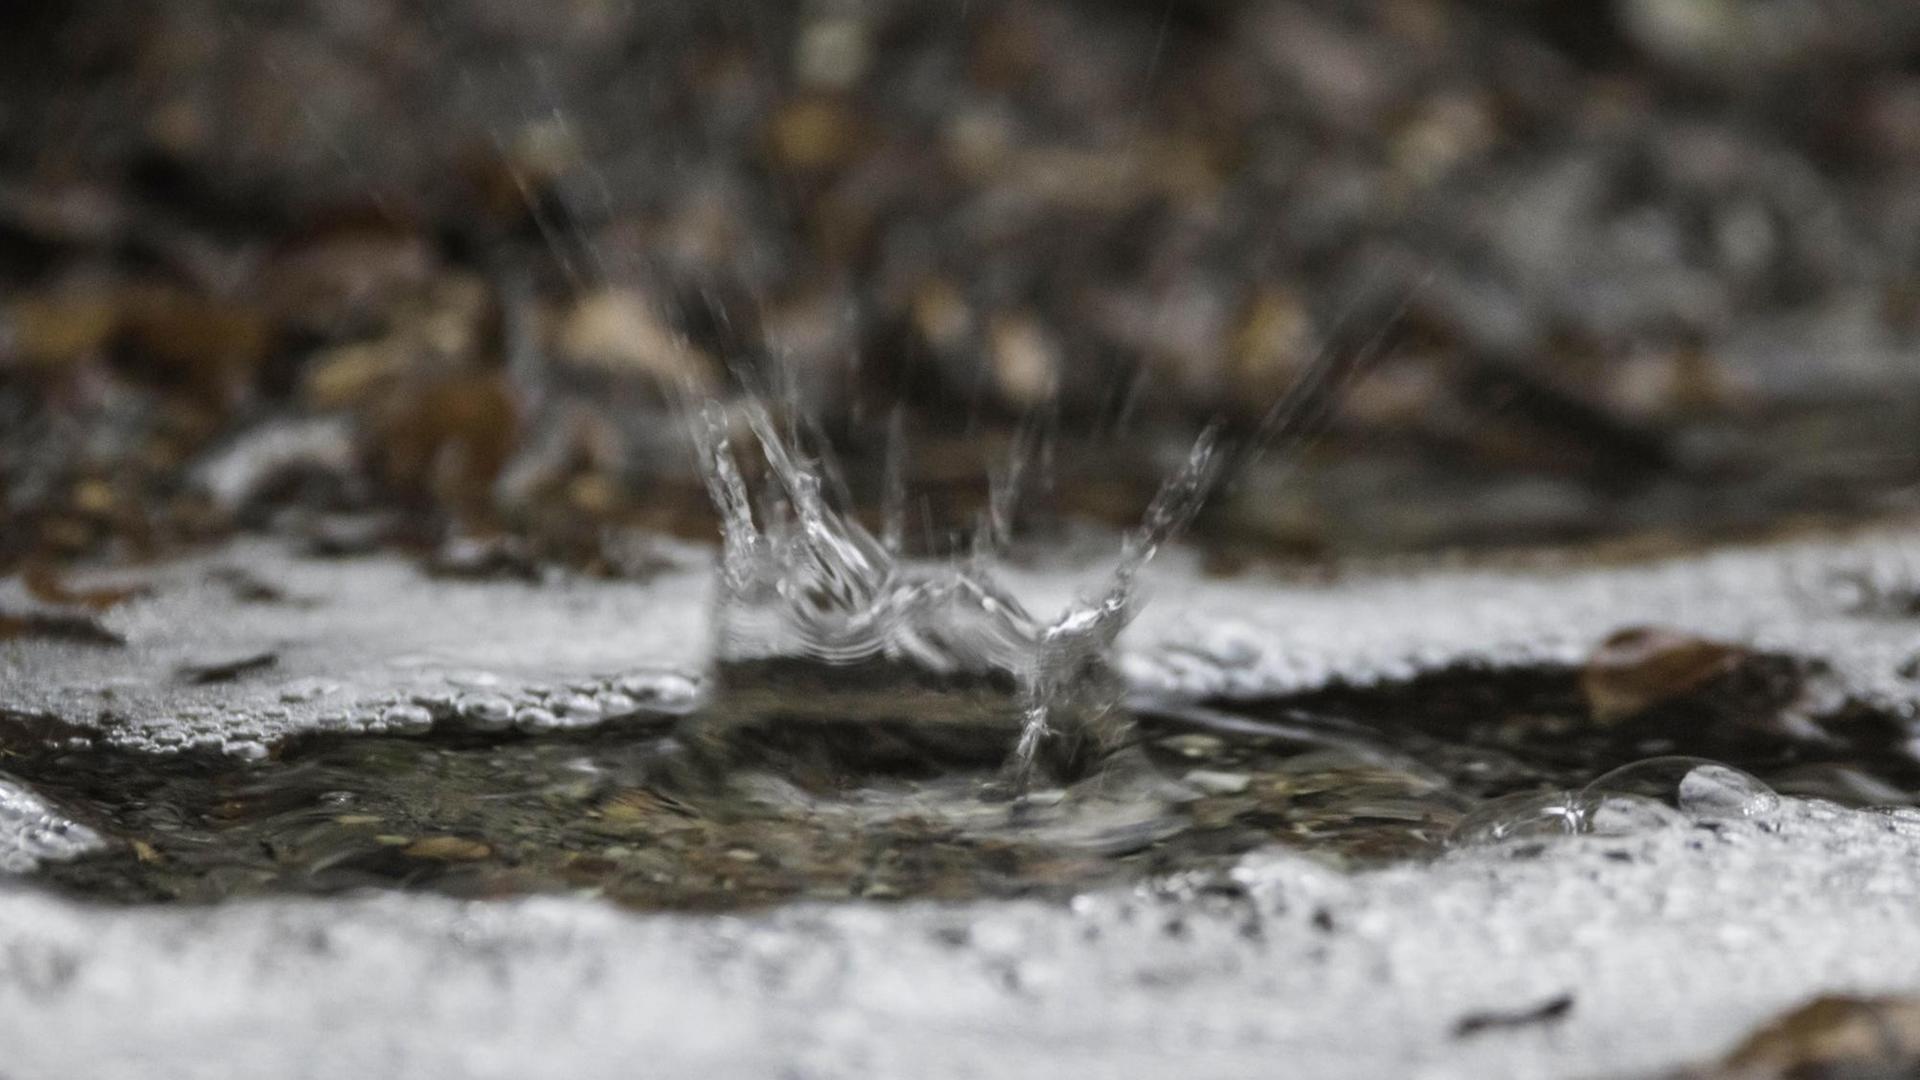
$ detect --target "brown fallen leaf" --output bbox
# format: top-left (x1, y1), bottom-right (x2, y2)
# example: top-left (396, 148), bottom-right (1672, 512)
top-left (262, 219), bottom-right (437, 335)
top-left (1581, 626), bottom-right (1747, 724)
top-left (767, 95), bottom-right (866, 172)
top-left (1703, 995), bottom-right (1920, 1079)
top-left (0, 292), bottom-right (120, 374)
top-left (551, 288), bottom-right (718, 389)
top-left (375, 367), bottom-right (519, 529)
top-left (115, 284), bottom-right (275, 408)
top-left (22, 561), bottom-right (148, 611)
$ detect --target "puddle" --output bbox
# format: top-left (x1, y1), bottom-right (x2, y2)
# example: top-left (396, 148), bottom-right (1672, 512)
top-left (9, 399), bottom-right (1920, 913)
top-left (6, 658), bottom-right (1915, 910)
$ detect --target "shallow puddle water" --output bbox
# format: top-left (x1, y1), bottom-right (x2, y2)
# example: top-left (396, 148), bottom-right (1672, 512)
top-left (6, 661), bottom-right (1914, 911)
top-left (11, 405), bottom-right (1919, 912)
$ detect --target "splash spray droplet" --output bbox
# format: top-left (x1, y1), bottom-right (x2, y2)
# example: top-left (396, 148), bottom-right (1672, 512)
top-left (685, 399), bottom-right (1217, 780)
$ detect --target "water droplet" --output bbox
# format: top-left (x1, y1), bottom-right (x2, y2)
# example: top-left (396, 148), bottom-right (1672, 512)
top-left (1583, 756), bottom-right (1779, 822)
top-left (1676, 764), bottom-right (1780, 820)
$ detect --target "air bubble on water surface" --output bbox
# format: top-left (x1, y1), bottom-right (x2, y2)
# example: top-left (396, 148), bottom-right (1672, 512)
top-left (1584, 756), bottom-right (1780, 822)
top-left (379, 704), bottom-right (435, 736)
top-left (514, 706), bottom-right (562, 734)
top-left (1448, 791), bottom-right (1584, 847)
top-left (613, 670), bottom-right (704, 715)
top-left (457, 693), bottom-right (515, 732)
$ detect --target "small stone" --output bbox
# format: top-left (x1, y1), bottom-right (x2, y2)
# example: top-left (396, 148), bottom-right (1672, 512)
top-left (1581, 626), bottom-right (1745, 723)
top-left (402, 836), bottom-right (492, 862)
top-left (1158, 734), bottom-right (1225, 759)
top-left (1183, 770), bottom-right (1252, 796)
top-left (1716, 995), bottom-right (1920, 1077)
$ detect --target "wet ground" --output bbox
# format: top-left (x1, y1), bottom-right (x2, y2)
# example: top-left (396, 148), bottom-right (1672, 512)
top-left (7, 3), bottom-right (1920, 1076)
top-left (2, 733), bottom-right (1920, 1080)
top-left (7, 527), bottom-right (1920, 1077)
top-left (0, 660), bottom-right (1877, 910)
top-left (4, 524), bottom-right (1920, 919)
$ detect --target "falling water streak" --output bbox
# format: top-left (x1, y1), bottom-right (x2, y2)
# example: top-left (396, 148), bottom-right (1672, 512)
top-left (799, 411), bottom-right (860, 516)
top-left (1114, 422), bottom-right (1225, 589)
top-left (691, 402), bottom-right (762, 595)
top-left (882, 405), bottom-right (908, 555)
top-left (1231, 274), bottom-right (1428, 491)
top-left (1109, 366), bottom-right (1149, 443)
top-left (975, 419), bottom-right (1036, 564)
top-left (743, 401), bottom-right (893, 618)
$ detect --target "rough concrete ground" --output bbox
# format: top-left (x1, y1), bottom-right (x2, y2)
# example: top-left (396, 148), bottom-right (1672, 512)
top-left (8, 524), bottom-right (1920, 753)
top-left (8, 528), bottom-right (1920, 1077)
top-left (1, 800), bottom-right (1919, 1079)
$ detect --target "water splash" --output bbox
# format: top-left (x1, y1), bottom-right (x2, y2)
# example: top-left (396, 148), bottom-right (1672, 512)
top-left (1448, 757), bottom-right (1779, 848)
top-left (688, 400), bottom-right (1222, 778)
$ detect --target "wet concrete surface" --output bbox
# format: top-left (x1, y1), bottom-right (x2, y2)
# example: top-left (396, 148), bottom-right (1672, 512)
top-left (1, 798), bottom-right (1919, 1079)
top-left (9, 524), bottom-right (1920, 755)
top-left (8, 529), bottom-right (1920, 1076)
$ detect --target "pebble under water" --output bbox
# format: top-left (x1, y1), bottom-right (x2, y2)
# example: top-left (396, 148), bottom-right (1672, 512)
top-left (7, 657), bottom-right (1917, 910)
